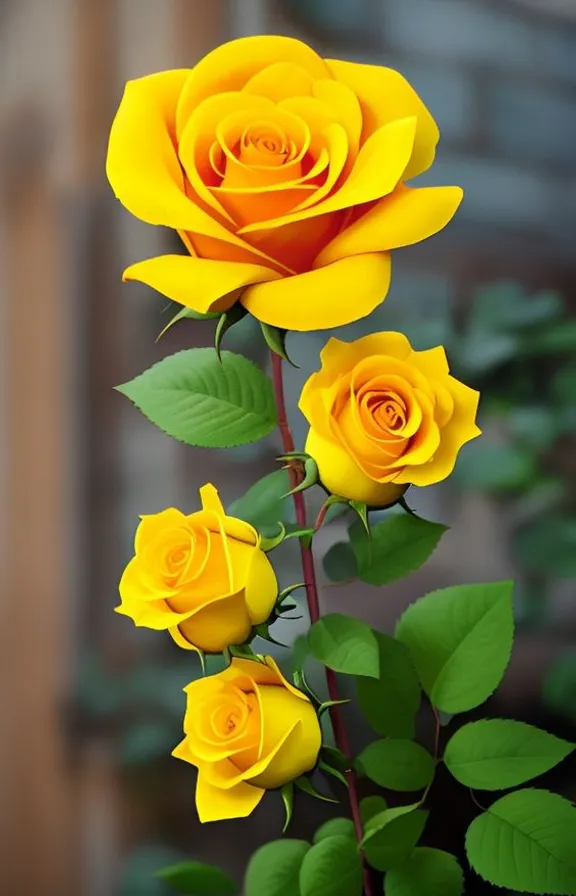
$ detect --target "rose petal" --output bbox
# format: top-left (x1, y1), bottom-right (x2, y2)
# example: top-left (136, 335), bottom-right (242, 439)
top-left (171, 589), bottom-right (253, 653)
top-left (176, 35), bottom-right (330, 138)
top-left (326, 58), bottom-right (439, 179)
top-left (194, 772), bottom-right (265, 822)
top-left (243, 61), bottom-right (315, 102)
top-left (123, 254), bottom-right (282, 314)
top-left (315, 185), bottom-right (464, 266)
top-left (240, 116), bottom-right (416, 233)
top-left (241, 252), bottom-right (391, 331)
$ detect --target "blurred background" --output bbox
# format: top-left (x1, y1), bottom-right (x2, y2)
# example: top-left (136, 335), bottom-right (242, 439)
top-left (2, 0), bottom-right (576, 893)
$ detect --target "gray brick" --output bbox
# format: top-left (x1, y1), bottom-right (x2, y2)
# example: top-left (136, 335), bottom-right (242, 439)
top-left (381, 0), bottom-right (535, 68)
top-left (419, 154), bottom-right (556, 228)
top-left (538, 27), bottom-right (576, 85)
top-left (488, 85), bottom-right (576, 167)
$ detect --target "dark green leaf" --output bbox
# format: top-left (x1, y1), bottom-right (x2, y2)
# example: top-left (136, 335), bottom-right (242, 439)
top-left (244, 840), bottom-right (310, 896)
top-left (522, 320), bottom-right (576, 355)
top-left (157, 861), bottom-right (237, 895)
top-left (465, 790), bottom-right (576, 894)
top-left (116, 349), bottom-right (277, 448)
top-left (299, 835), bottom-right (363, 896)
top-left (357, 739), bottom-right (434, 792)
top-left (543, 649), bottom-right (576, 725)
top-left (396, 581), bottom-right (514, 714)
top-left (322, 542), bottom-right (358, 582)
top-left (357, 632), bottom-right (421, 738)
top-left (514, 516), bottom-right (576, 579)
top-left (350, 515), bottom-right (447, 586)
top-left (444, 719), bottom-right (574, 790)
top-left (362, 805), bottom-right (428, 872)
top-left (227, 469), bottom-right (292, 531)
top-left (384, 847), bottom-right (464, 896)
top-left (360, 796), bottom-right (388, 826)
top-left (313, 817), bottom-right (355, 844)
top-left (308, 614), bottom-right (379, 679)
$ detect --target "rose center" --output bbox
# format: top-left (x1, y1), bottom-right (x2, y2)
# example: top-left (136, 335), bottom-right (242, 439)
top-left (209, 688), bottom-right (256, 741)
top-left (239, 121), bottom-right (293, 168)
top-left (373, 392), bottom-right (407, 433)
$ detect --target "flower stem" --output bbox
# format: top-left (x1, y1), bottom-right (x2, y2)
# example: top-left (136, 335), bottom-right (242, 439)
top-left (270, 351), bottom-right (374, 896)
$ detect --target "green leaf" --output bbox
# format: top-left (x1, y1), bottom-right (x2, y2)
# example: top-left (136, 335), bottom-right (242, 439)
top-left (356, 632), bottom-right (421, 738)
top-left (385, 848), bottom-right (463, 896)
top-left (350, 515), bottom-right (448, 586)
top-left (357, 739), bottom-right (435, 791)
top-left (157, 861), bottom-right (237, 895)
top-left (465, 790), bottom-right (576, 895)
top-left (299, 836), bottom-right (363, 896)
top-left (116, 349), bottom-right (277, 448)
top-left (362, 805), bottom-right (428, 872)
top-left (295, 775), bottom-right (337, 803)
top-left (308, 614), bottom-right (379, 679)
top-left (396, 581), bottom-right (514, 714)
top-left (360, 795), bottom-right (388, 826)
top-left (444, 719), bottom-right (574, 790)
top-left (322, 541), bottom-right (358, 582)
top-left (244, 840), bottom-right (310, 896)
top-left (313, 817), bottom-right (355, 844)
top-left (227, 469), bottom-right (293, 531)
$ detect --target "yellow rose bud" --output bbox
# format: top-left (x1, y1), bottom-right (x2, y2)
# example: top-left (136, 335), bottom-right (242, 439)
top-left (173, 655), bottom-right (323, 822)
top-left (299, 332), bottom-right (481, 505)
top-left (106, 35), bottom-right (463, 332)
top-left (116, 484), bottom-right (278, 653)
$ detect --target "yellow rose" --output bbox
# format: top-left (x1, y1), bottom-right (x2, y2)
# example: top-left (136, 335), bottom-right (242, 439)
top-left (106, 35), bottom-right (463, 332)
top-left (116, 483), bottom-right (277, 653)
top-left (173, 655), bottom-right (322, 822)
top-left (299, 332), bottom-right (481, 505)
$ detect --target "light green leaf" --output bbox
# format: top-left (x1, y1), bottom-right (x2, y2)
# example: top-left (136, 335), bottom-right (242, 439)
top-left (299, 835), bottom-right (363, 896)
top-left (244, 840), bottom-right (310, 896)
top-left (356, 632), bottom-right (421, 738)
top-left (308, 614), bottom-right (379, 679)
top-left (360, 795), bottom-right (388, 826)
top-left (444, 719), bottom-right (574, 790)
top-left (313, 817), bottom-right (355, 844)
top-left (227, 469), bottom-right (292, 531)
top-left (396, 581), bottom-right (514, 714)
top-left (157, 861), bottom-right (237, 895)
top-left (465, 789), bottom-right (576, 895)
top-left (357, 739), bottom-right (434, 791)
top-left (362, 805), bottom-right (428, 872)
top-left (384, 848), bottom-right (464, 896)
top-left (322, 542), bottom-right (357, 582)
top-left (350, 515), bottom-right (447, 586)
top-left (116, 349), bottom-right (277, 448)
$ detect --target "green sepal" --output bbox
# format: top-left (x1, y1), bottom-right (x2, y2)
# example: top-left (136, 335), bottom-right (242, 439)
top-left (260, 322), bottom-right (299, 368)
top-left (259, 522), bottom-right (287, 552)
top-left (318, 698), bottom-right (351, 717)
top-left (276, 582), bottom-right (306, 606)
top-left (293, 668), bottom-right (322, 706)
top-left (197, 649), bottom-right (206, 676)
top-left (228, 643), bottom-right (261, 661)
top-left (398, 495), bottom-right (418, 517)
top-left (276, 451), bottom-right (309, 463)
top-left (253, 622), bottom-right (288, 648)
top-left (214, 304), bottom-right (248, 360)
top-left (274, 583), bottom-right (305, 617)
top-left (280, 782), bottom-right (294, 833)
top-left (284, 526), bottom-right (315, 549)
top-left (319, 759), bottom-right (349, 789)
top-left (295, 775), bottom-right (338, 803)
top-left (156, 305), bottom-right (220, 341)
top-left (349, 500), bottom-right (370, 536)
top-left (281, 456), bottom-right (318, 499)
top-left (321, 745), bottom-right (351, 772)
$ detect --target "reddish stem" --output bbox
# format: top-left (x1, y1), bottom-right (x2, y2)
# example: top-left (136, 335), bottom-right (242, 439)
top-left (270, 351), bottom-right (374, 896)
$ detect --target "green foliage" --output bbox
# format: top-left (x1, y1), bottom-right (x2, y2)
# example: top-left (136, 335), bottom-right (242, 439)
top-left (157, 862), bottom-right (237, 895)
top-left (465, 789), bottom-right (576, 894)
top-left (357, 739), bottom-right (435, 792)
top-left (360, 795), bottom-right (388, 825)
top-left (543, 649), bottom-right (576, 726)
top-left (244, 840), bottom-right (310, 896)
top-left (350, 515), bottom-right (448, 586)
top-left (322, 541), bottom-right (357, 582)
top-left (362, 804), bottom-right (429, 872)
top-left (514, 515), bottom-right (576, 579)
top-left (356, 632), bottom-right (421, 738)
top-left (299, 836), bottom-right (363, 896)
top-left (384, 848), bottom-right (464, 896)
top-left (227, 469), bottom-right (293, 531)
top-left (313, 818), bottom-right (355, 843)
top-left (116, 349), bottom-right (277, 448)
top-left (308, 613), bottom-right (379, 678)
top-left (453, 441), bottom-right (537, 494)
top-left (444, 719), bottom-right (574, 790)
top-left (396, 581), bottom-right (514, 713)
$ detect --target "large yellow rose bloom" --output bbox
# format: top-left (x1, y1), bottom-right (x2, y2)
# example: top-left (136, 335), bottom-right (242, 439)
top-left (173, 656), bottom-right (322, 822)
top-left (106, 35), bottom-right (462, 331)
top-left (116, 484), bottom-right (277, 653)
top-left (300, 332), bottom-right (481, 505)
